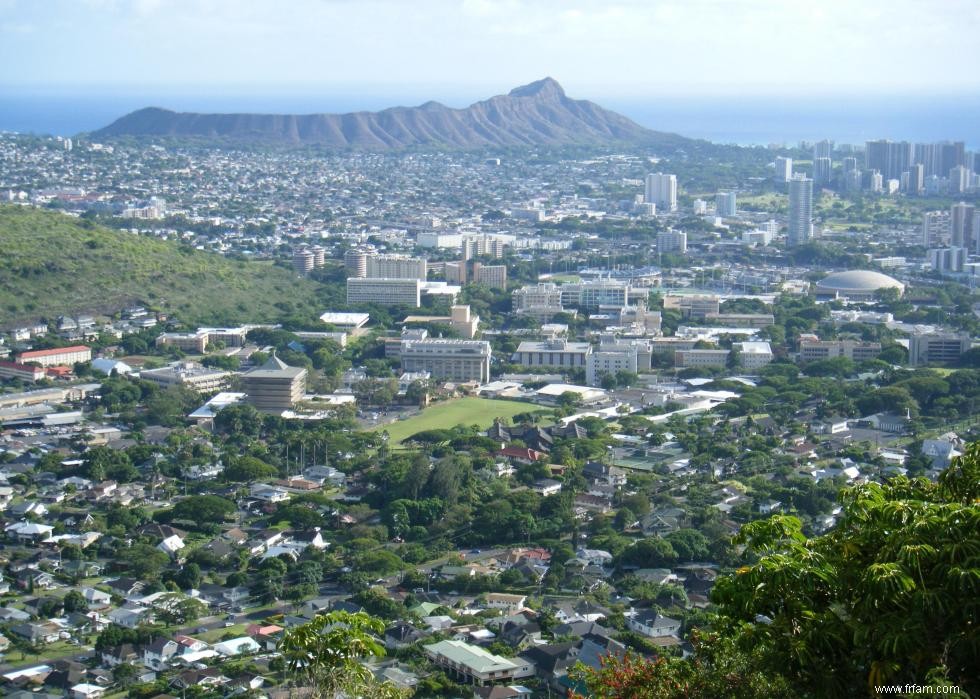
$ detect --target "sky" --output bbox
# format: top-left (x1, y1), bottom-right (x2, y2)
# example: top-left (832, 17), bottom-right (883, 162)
top-left (1, 0), bottom-right (980, 104)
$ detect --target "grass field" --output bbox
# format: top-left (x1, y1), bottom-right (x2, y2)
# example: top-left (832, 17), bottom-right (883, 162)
top-left (375, 397), bottom-right (549, 444)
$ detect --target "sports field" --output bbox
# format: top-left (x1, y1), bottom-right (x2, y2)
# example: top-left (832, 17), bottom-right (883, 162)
top-left (376, 397), bottom-right (549, 444)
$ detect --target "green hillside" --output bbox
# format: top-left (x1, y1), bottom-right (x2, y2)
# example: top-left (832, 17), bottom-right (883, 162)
top-left (0, 206), bottom-right (323, 328)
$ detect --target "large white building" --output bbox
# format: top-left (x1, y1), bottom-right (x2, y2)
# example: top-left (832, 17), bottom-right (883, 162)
top-left (400, 338), bottom-right (492, 383)
top-left (732, 341), bottom-right (773, 369)
top-left (775, 156), bottom-right (793, 182)
top-left (561, 280), bottom-right (630, 310)
top-left (346, 278), bottom-right (422, 307)
top-left (586, 346), bottom-right (639, 386)
top-left (512, 283), bottom-right (564, 319)
top-left (715, 191), bottom-right (737, 217)
top-left (644, 173), bottom-right (677, 212)
top-left (950, 202), bottom-right (976, 249)
top-left (787, 175), bottom-right (813, 247)
top-left (909, 331), bottom-right (971, 365)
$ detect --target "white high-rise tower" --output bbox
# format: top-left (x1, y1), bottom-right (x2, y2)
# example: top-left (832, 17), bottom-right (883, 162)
top-left (787, 175), bottom-right (814, 247)
top-left (644, 173), bottom-right (677, 212)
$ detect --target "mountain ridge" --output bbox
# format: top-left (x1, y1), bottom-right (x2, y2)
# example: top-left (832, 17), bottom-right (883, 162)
top-left (91, 78), bottom-right (688, 149)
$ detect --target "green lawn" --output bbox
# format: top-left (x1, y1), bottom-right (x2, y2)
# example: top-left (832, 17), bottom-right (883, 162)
top-left (375, 397), bottom-right (549, 444)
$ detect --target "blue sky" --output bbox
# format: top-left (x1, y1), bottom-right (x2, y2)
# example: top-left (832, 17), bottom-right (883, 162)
top-left (2, 0), bottom-right (979, 101)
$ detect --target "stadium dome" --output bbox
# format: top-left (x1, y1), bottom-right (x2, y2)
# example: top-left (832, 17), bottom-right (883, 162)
top-left (815, 270), bottom-right (905, 300)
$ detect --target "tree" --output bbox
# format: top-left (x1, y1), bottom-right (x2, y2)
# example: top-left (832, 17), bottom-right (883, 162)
top-left (63, 590), bottom-right (89, 614)
top-left (118, 544), bottom-right (170, 579)
top-left (224, 456), bottom-right (279, 483)
top-left (278, 610), bottom-right (407, 698)
top-left (709, 443), bottom-right (980, 696)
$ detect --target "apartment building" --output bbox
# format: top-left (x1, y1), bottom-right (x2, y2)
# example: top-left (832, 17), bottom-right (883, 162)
top-left (347, 278), bottom-right (422, 307)
top-left (798, 338), bottom-right (882, 362)
top-left (366, 254), bottom-right (428, 280)
top-left (474, 263), bottom-right (508, 290)
top-left (512, 339), bottom-right (592, 368)
top-left (400, 338), bottom-right (492, 384)
top-left (17, 345), bottom-right (92, 367)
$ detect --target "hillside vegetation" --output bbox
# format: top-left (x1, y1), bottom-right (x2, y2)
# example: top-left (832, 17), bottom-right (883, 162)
top-left (0, 206), bottom-right (323, 327)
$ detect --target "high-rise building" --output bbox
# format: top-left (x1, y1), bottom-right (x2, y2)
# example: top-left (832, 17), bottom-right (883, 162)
top-left (293, 248), bottom-right (315, 274)
top-left (903, 163), bottom-right (924, 194)
top-left (787, 175), bottom-right (814, 247)
top-left (949, 166), bottom-right (970, 195)
top-left (715, 191), bottom-right (736, 217)
top-left (843, 169), bottom-right (863, 193)
top-left (870, 171), bottom-right (884, 193)
top-left (474, 264), bottom-right (508, 290)
top-left (813, 140), bottom-right (833, 160)
top-left (692, 199), bottom-right (707, 215)
top-left (842, 156), bottom-right (859, 173)
top-left (243, 355), bottom-right (308, 412)
top-left (774, 156), bottom-right (793, 182)
top-left (865, 140), bottom-right (912, 180)
top-left (344, 249), bottom-right (368, 278)
top-left (644, 173), bottom-right (678, 212)
top-left (950, 202), bottom-right (976, 248)
top-left (922, 211), bottom-right (951, 247)
top-left (813, 157), bottom-right (833, 187)
top-left (366, 254), bottom-right (427, 280)
top-left (657, 229), bottom-right (688, 254)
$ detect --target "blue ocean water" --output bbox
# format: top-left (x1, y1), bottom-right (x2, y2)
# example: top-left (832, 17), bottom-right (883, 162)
top-left (1, 90), bottom-right (979, 149)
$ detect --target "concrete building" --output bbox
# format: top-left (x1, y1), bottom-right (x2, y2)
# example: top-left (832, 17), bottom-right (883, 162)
top-left (674, 349), bottom-right (730, 368)
top-left (644, 173), bottom-right (677, 212)
top-left (242, 355), bottom-right (307, 412)
top-left (474, 264), bottom-right (508, 290)
top-left (512, 339), bottom-right (592, 368)
top-left (950, 202), bottom-right (976, 248)
top-left (774, 156), bottom-right (793, 182)
top-left (586, 346), bottom-right (639, 386)
top-left (347, 278), bottom-right (422, 307)
top-left (662, 295), bottom-right (720, 319)
top-left (156, 332), bottom-right (208, 353)
top-left (815, 270), bottom-right (905, 302)
top-left (293, 248), bottom-right (316, 275)
top-left (904, 163), bottom-right (924, 194)
top-left (787, 175), bottom-right (813, 247)
top-left (703, 313), bottom-right (775, 328)
top-left (139, 363), bottom-right (232, 393)
top-left (798, 339), bottom-right (882, 362)
top-left (17, 345), bottom-right (91, 367)
top-left (366, 254), bottom-right (428, 281)
top-left (512, 283), bottom-right (563, 317)
top-left (813, 157), bottom-right (833, 187)
top-left (715, 191), bottom-right (736, 217)
top-left (344, 249), bottom-right (368, 278)
top-left (319, 312), bottom-right (370, 331)
top-left (922, 210), bottom-right (951, 247)
top-left (400, 338), bottom-right (491, 384)
top-left (929, 247), bottom-right (967, 273)
top-left (657, 229), bottom-right (687, 254)
top-left (865, 140), bottom-right (912, 180)
top-left (561, 280), bottom-right (630, 310)
top-left (0, 360), bottom-right (46, 383)
top-left (908, 332), bottom-right (971, 365)
top-left (732, 341), bottom-right (773, 369)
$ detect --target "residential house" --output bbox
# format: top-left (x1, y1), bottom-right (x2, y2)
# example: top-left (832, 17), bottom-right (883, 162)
top-left (626, 610), bottom-right (681, 638)
top-left (143, 638), bottom-right (180, 670)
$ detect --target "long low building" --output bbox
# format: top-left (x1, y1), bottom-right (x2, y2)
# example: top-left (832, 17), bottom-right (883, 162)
top-left (0, 360), bottom-right (46, 383)
top-left (17, 345), bottom-right (92, 367)
top-left (798, 338), bottom-right (881, 362)
top-left (347, 278), bottom-right (422, 307)
top-left (423, 640), bottom-right (534, 686)
top-left (139, 363), bottom-right (232, 392)
top-left (512, 340), bottom-right (592, 368)
top-left (675, 349), bottom-right (730, 368)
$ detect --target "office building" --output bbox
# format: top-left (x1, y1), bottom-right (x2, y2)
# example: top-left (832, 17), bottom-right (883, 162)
top-left (562, 280), bottom-right (630, 310)
top-left (512, 339), bottom-right (592, 368)
top-left (813, 157), bottom-right (833, 187)
top-left (909, 332), bottom-right (971, 365)
top-left (587, 346), bottom-right (639, 386)
top-left (319, 312), bottom-right (370, 331)
top-left (512, 283), bottom-right (564, 318)
top-left (950, 202), bottom-right (976, 248)
top-left (662, 295), bottom-right (720, 319)
top-left (929, 247), bottom-right (967, 273)
top-left (242, 355), bottom-right (307, 412)
top-left (922, 210), bottom-right (951, 246)
top-left (644, 173), bottom-right (678, 212)
top-left (473, 263), bottom-right (508, 290)
top-left (865, 140), bottom-right (912, 180)
top-left (704, 313), bottom-right (775, 328)
top-left (400, 338), bottom-right (491, 383)
top-left (344, 249), bottom-right (368, 278)
top-left (674, 349), bottom-right (729, 368)
top-left (742, 228), bottom-right (773, 246)
top-left (715, 191), bottom-right (736, 217)
top-left (732, 341), bottom-right (773, 369)
top-left (798, 339), bottom-right (882, 362)
top-left (17, 345), bottom-right (92, 367)
top-left (346, 278), bottom-right (422, 307)
top-left (787, 175), bottom-right (814, 247)
top-left (366, 254), bottom-right (427, 281)
top-left (657, 228), bottom-right (688, 254)
top-left (140, 363), bottom-right (232, 393)
top-left (774, 156), bottom-right (793, 182)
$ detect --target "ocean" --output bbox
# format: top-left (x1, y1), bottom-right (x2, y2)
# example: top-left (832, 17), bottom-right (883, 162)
top-left (1, 90), bottom-right (979, 149)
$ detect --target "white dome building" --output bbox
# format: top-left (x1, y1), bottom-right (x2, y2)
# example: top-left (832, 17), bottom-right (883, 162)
top-left (815, 270), bottom-right (905, 301)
